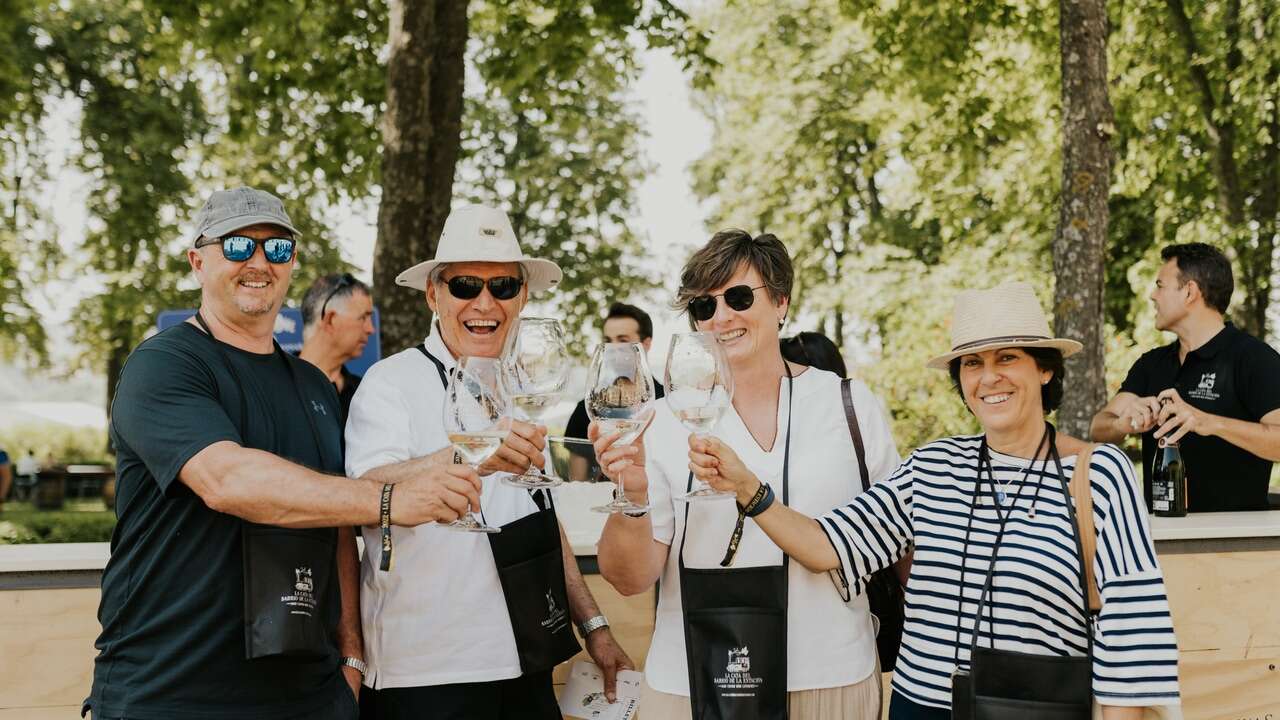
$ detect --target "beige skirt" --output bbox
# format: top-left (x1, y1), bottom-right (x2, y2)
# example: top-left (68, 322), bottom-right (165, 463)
top-left (638, 666), bottom-right (882, 720)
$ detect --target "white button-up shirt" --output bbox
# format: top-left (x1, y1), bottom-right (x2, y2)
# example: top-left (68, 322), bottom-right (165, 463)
top-left (345, 328), bottom-right (541, 689)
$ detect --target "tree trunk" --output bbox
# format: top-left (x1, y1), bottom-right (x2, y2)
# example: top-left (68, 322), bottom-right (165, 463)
top-left (372, 0), bottom-right (469, 356)
top-left (1053, 0), bottom-right (1114, 438)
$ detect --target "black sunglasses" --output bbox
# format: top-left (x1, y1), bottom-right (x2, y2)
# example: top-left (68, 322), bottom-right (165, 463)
top-left (444, 275), bottom-right (524, 301)
top-left (195, 234), bottom-right (296, 264)
top-left (319, 273), bottom-right (357, 318)
top-left (687, 284), bottom-right (766, 322)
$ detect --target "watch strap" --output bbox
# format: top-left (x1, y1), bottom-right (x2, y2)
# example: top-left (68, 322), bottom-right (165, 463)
top-left (578, 614), bottom-right (610, 638)
top-left (340, 656), bottom-right (367, 676)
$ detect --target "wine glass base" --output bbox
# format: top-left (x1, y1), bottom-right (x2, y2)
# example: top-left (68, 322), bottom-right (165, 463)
top-left (591, 500), bottom-right (651, 516)
top-left (443, 515), bottom-right (501, 533)
top-left (675, 487), bottom-right (736, 503)
top-left (501, 472), bottom-right (565, 489)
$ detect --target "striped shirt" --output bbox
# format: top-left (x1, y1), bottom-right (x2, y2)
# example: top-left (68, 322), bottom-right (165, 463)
top-left (818, 435), bottom-right (1181, 709)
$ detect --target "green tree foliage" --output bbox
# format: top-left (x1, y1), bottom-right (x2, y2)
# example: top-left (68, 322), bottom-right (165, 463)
top-left (693, 0), bottom-right (1277, 451)
top-left (460, 0), bottom-right (658, 352)
top-left (0, 0), bottom-right (52, 363)
top-left (8, 0), bottom-right (694, 405)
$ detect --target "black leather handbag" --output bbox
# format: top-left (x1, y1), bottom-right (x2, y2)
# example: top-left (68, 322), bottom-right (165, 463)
top-left (837, 379), bottom-right (908, 671)
top-left (950, 439), bottom-right (1101, 720)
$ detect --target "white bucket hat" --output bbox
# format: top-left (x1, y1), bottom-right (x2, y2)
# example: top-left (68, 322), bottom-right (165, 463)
top-left (395, 204), bottom-right (563, 294)
top-left (926, 281), bottom-right (1083, 369)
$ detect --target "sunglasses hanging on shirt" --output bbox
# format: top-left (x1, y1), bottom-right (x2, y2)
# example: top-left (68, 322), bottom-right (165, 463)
top-left (686, 284), bottom-right (767, 322)
top-left (195, 234), bottom-right (297, 264)
top-left (445, 275), bottom-right (524, 301)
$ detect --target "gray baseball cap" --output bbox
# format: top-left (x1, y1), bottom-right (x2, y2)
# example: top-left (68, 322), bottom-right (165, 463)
top-left (191, 187), bottom-right (300, 243)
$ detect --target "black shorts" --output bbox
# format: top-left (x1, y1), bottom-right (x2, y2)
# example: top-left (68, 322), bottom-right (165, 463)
top-left (358, 670), bottom-right (559, 720)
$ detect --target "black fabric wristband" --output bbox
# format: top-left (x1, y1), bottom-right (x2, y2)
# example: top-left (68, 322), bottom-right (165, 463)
top-left (721, 482), bottom-right (772, 567)
top-left (379, 483), bottom-right (394, 572)
top-left (744, 483), bottom-right (776, 518)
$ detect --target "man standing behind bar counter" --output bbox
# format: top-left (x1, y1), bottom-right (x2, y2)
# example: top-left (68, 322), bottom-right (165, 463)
top-left (1092, 242), bottom-right (1280, 512)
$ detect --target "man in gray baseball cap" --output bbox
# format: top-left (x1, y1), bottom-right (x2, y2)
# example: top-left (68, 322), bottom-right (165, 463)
top-left (86, 187), bottom-right (483, 720)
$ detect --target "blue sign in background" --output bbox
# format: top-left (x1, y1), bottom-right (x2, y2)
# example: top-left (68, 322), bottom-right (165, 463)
top-left (157, 308), bottom-right (382, 376)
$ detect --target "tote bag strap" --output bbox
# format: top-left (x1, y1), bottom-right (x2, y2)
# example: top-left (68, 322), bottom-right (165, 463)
top-left (1071, 444), bottom-right (1101, 614)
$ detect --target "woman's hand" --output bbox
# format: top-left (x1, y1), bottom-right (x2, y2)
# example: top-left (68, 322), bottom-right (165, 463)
top-left (589, 421), bottom-right (650, 499)
top-left (689, 435), bottom-right (761, 505)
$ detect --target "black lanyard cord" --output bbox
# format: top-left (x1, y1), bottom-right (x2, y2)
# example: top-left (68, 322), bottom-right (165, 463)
top-left (951, 423), bottom-right (1051, 668)
top-left (192, 311), bottom-right (333, 472)
top-left (680, 363), bottom-right (794, 571)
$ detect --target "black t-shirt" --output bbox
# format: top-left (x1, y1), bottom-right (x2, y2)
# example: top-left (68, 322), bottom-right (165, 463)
top-left (337, 364), bottom-right (362, 427)
top-left (1119, 323), bottom-right (1280, 512)
top-left (90, 323), bottom-right (347, 719)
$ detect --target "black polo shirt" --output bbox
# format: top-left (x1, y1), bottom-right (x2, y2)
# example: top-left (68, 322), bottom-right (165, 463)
top-left (1119, 323), bottom-right (1280, 512)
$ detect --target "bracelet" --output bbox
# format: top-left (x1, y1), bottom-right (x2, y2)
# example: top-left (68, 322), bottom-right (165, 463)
top-left (720, 482), bottom-right (772, 567)
top-left (743, 483), bottom-right (775, 518)
top-left (340, 656), bottom-right (367, 676)
top-left (578, 614), bottom-right (610, 638)
top-left (379, 483), bottom-right (394, 572)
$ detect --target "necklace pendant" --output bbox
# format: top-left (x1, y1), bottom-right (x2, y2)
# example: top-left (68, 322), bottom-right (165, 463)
top-left (996, 490), bottom-right (1008, 506)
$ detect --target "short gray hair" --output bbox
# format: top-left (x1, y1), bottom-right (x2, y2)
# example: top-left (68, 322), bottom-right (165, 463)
top-left (301, 273), bottom-right (370, 333)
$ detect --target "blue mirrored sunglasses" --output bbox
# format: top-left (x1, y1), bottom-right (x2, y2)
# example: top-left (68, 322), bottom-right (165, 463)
top-left (195, 234), bottom-right (296, 264)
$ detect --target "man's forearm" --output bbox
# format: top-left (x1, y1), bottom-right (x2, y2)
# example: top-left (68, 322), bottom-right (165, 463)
top-left (560, 522), bottom-right (602, 624)
top-left (335, 525), bottom-right (364, 659)
top-left (1090, 411), bottom-right (1128, 443)
top-left (183, 442), bottom-right (381, 527)
top-left (359, 447), bottom-right (454, 485)
top-left (1209, 416), bottom-right (1280, 461)
top-left (597, 512), bottom-right (666, 596)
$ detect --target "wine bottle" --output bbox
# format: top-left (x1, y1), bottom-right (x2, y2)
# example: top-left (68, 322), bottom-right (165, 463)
top-left (1151, 439), bottom-right (1187, 517)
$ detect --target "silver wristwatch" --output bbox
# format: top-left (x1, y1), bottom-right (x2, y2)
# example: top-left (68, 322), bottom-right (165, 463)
top-left (340, 656), bottom-right (367, 676)
top-left (577, 614), bottom-right (610, 639)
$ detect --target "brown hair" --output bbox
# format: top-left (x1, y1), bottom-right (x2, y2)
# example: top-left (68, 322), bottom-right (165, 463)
top-left (675, 230), bottom-right (793, 327)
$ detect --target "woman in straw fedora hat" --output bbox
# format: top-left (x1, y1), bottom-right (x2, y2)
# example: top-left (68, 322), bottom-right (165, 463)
top-left (690, 281), bottom-right (1182, 719)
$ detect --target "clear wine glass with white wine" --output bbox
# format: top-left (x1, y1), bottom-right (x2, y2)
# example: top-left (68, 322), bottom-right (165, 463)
top-left (665, 331), bottom-right (736, 502)
top-left (501, 317), bottom-right (569, 488)
top-left (586, 342), bottom-right (656, 515)
top-left (442, 356), bottom-right (509, 533)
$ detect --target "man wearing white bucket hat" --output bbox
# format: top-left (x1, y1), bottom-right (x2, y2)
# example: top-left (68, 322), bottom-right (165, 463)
top-left (345, 205), bottom-right (633, 719)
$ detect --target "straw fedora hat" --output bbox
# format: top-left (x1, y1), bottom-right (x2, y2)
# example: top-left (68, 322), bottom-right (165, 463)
top-left (926, 281), bottom-right (1083, 369)
top-left (395, 204), bottom-right (563, 293)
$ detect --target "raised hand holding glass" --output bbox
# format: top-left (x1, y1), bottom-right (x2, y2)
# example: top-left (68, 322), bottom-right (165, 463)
top-left (665, 332), bottom-right (735, 501)
top-left (442, 357), bottom-right (508, 533)
top-left (586, 343), bottom-right (655, 515)
top-left (501, 317), bottom-right (568, 488)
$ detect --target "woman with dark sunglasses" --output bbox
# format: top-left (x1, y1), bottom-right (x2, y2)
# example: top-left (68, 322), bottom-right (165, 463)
top-left (592, 230), bottom-right (900, 719)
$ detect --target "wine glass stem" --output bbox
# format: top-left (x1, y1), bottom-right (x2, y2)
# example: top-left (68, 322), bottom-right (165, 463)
top-left (617, 467), bottom-right (627, 503)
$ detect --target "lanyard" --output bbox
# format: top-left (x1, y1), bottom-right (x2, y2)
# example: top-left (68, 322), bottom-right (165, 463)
top-left (951, 423), bottom-right (1051, 667)
top-left (681, 363), bottom-right (794, 569)
top-left (192, 311), bottom-right (333, 472)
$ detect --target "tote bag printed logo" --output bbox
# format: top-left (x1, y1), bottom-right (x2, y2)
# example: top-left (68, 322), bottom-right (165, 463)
top-left (714, 645), bottom-right (763, 696)
top-left (541, 589), bottom-right (568, 634)
top-left (281, 565), bottom-right (318, 616)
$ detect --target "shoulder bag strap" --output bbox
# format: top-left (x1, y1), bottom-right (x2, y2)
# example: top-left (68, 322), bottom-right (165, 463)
top-left (1071, 444), bottom-right (1101, 613)
top-left (841, 379), bottom-right (871, 491)
top-left (829, 378), bottom-right (869, 601)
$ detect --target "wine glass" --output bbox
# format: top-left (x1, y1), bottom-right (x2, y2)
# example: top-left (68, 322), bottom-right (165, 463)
top-left (501, 317), bottom-right (569, 488)
top-left (586, 342), bottom-right (656, 515)
top-left (665, 332), bottom-right (735, 502)
top-left (442, 356), bottom-right (508, 533)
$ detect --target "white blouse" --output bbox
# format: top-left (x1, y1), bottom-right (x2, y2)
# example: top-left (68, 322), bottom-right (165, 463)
top-left (640, 367), bottom-right (902, 695)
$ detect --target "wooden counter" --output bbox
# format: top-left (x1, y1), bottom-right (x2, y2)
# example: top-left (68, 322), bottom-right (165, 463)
top-left (1152, 511), bottom-right (1280, 719)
